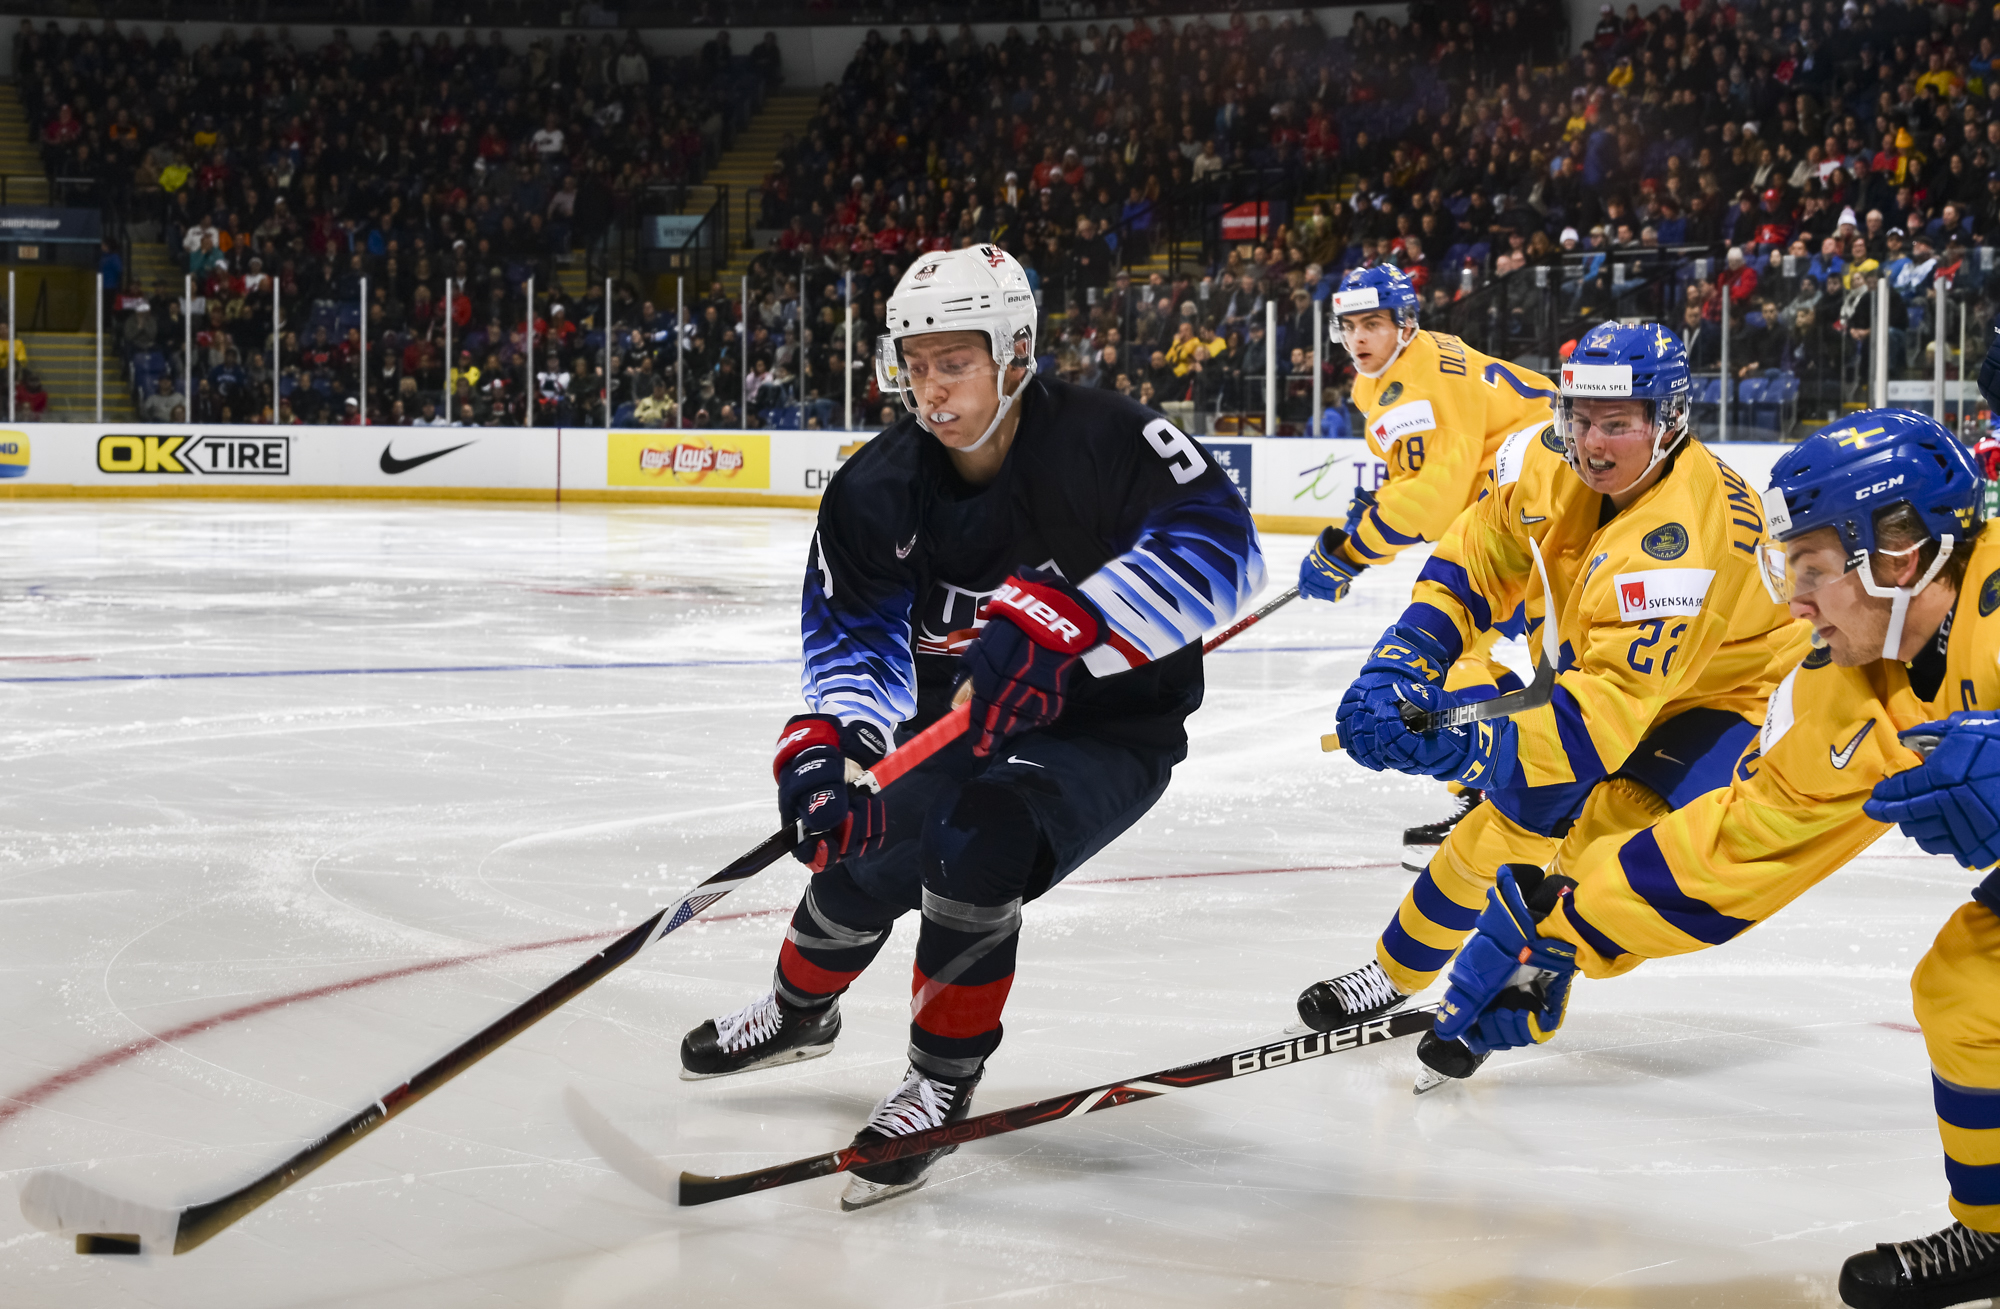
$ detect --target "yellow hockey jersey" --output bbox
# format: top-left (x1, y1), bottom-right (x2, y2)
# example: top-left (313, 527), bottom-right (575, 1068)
top-left (1400, 427), bottom-right (1808, 792)
top-left (1549, 522), bottom-right (2000, 977)
top-left (1339, 331), bottom-right (1558, 567)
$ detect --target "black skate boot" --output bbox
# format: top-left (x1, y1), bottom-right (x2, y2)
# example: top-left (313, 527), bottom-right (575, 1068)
top-left (1838, 1220), bottom-right (2000, 1309)
top-left (839, 1064), bottom-right (983, 1211)
top-left (1402, 788), bottom-right (1481, 872)
top-left (1297, 960), bottom-right (1410, 1032)
top-left (1412, 1029), bottom-right (1491, 1094)
top-left (680, 989), bottom-right (841, 1081)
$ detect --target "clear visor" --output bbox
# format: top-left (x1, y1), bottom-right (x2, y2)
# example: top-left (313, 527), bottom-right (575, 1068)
top-left (1553, 396), bottom-right (1660, 452)
top-left (1758, 535), bottom-right (1933, 605)
top-left (875, 333), bottom-right (1009, 395)
top-left (1758, 536), bottom-right (1857, 604)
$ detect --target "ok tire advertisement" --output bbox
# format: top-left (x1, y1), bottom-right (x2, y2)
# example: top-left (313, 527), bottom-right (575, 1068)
top-left (6, 424), bottom-right (558, 489)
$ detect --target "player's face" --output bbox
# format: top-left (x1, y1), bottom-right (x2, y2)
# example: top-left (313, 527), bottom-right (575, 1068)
top-left (901, 331), bottom-right (1001, 447)
top-left (1782, 527), bottom-right (1880, 665)
top-left (1565, 399), bottom-right (1655, 495)
top-left (1338, 309), bottom-right (1405, 372)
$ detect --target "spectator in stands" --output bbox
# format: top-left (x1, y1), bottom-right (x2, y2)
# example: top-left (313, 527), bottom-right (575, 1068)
top-left (141, 375), bottom-right (180, 423)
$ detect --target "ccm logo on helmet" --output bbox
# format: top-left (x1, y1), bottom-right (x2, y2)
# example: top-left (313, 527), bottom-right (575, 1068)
top-left (991, 582), bottom-right (1086, 647)
top-left (1855, 474), bottom-right (1907, 500)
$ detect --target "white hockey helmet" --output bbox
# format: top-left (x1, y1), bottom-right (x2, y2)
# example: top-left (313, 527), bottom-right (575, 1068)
top-left (876, 245), bottom-right (1038, 450)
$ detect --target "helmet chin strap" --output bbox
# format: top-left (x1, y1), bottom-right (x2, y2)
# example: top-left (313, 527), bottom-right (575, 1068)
top-left (1347, 321), bottom-right (1418, 380)
top-left (1570, 405), bottom-right (1688, 498)
top-left (1857, 536), bottom-right (1955, 661)
top-left (907, 359), bottom-right (1033, 453)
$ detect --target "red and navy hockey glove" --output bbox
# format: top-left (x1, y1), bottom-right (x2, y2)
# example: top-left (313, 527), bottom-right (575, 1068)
top-left (962, 569), bottom-right (1104, 757)
top-left (774, 713), bottom-right (890, 871)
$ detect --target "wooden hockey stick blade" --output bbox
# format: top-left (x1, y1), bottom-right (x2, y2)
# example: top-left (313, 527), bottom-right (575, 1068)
top-left (676, 1006), bottom-right (1437, 1207)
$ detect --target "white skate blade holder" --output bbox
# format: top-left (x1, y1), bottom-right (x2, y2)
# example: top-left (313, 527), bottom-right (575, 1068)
top-left (840, 1172), bottom-right (930, 1211)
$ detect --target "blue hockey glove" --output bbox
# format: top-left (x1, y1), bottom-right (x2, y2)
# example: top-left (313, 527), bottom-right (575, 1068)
top-left (1333, 622), bottom-right (1454, 757)
top-left (1298, 527), bottom-right (1368, 604)
top-left (1341, 682), bottom-right (1520, 786)
top-left (1434, 864), bottom-right (1580, 1056)
top-left (1864, 713), bottom-right (2000, 870)
top-left (774, 713), bottom-right (890, 871)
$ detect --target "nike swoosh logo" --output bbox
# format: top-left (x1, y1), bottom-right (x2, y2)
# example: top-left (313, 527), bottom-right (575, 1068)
top-left (1520, 511), bottom-right (1547, 524)
top-left (1005, 756), bottom-right (1043, 767)
top-left (1653, 749), bottom-right (1685, 765)
top-left (895, 532), bottom-right (917, 560)
top-left (379, 441), bottom-right (474, 475)
top-left (1830, 719), bottom-right (1875, 770)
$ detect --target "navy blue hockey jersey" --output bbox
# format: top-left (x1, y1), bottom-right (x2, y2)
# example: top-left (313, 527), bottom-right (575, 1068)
top-left (802, 377), bottom-right (1265, 747)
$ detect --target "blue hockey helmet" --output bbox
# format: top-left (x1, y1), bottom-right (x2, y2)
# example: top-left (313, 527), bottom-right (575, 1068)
top-left (1555, 321), bottom-right (1692, 496)
top-left (1330, 266), bottom-right (1420, 379)
top-left (1762, 408), bottom-right (1985, 659)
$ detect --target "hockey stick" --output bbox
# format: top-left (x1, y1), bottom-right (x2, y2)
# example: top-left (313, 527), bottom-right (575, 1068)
top-left (21, 589), bottom-right (1294, 1256)
top-left (19, 708), bottom-right (971, 1258)
top-left (1322, 537), bottom-right (1559, 751)
top-left (676, 1006), bottom-right (1437, 1206)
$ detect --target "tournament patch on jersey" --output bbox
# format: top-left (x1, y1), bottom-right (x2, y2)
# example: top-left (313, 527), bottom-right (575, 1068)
top-left (1539, 425), bottom-right (1566, 454)
top-left (1370, 399), bottom-right (1437, 444)
top-left (1642, 523), bottom-right (1690, 560)
top-left (1377, 381), bottom-right (1403, 406)
top-left (1613, 567), bottom-right (1715, 622)
top-left (1981, 568), bottom-right (2000, 617)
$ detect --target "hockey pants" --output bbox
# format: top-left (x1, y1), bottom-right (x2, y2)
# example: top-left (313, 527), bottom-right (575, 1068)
top-left (1914, 877), bottom-right (2000, 1232)
top-left (771, 724), bottom-right (1179, 1080)
top-left (1375, 707), bottom-right (1759, 994)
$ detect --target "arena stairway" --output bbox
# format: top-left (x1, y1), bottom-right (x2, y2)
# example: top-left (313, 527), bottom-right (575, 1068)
top-left (0, 85), bottom-right (47, 205)
top-left (708, 93), bottom-right (821, 289)
top-left (128, 239), bottom-right (181, 299)
top-left (19, 331), bottom-right (136, 421)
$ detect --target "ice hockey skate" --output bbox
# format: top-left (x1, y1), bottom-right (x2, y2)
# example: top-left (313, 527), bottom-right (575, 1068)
top-left (840, 1065), bottom-right (983, 1211)
top-left (679, 990), bottom-right (841, 1080)
top-left (1837, 1220), bottom-right (2000, 1309)
top-left (1401, 787), bottom-right (1481, 873)
top-left (1296, 960), bottom-right (1409, 1032)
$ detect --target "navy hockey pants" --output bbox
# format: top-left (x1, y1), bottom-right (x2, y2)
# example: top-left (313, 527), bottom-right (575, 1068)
top-left (772, 724), bottom-right (1180, 1080)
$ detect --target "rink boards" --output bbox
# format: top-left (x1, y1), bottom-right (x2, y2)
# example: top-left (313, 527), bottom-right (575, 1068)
top-left (0, 423), bottom-right (1791, 531)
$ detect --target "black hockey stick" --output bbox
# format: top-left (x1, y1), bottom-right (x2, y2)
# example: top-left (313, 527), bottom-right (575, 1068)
top-left (1323, 537), bottom-right (1560, 751)
top-left (20, 589), bottom-right (1296, 1256)
top-left (18, 707), bottom-right (973, 1258)
top-left (676, 1006), bottom-right (1437, 1206)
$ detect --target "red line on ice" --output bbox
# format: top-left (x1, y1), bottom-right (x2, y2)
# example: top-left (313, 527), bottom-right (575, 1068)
top-left (0, 863), bottom-right (1367, 1131)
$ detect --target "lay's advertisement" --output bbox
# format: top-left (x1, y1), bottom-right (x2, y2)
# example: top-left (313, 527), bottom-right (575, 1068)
top-left (608, 432), bottom-right (770, 491)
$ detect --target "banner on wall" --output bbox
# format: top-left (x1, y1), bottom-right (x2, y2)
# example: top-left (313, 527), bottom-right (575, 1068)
top-left (0, 423), bottom-right (1792, 524)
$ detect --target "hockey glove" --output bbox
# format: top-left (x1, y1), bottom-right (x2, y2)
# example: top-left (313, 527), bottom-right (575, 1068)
top-left (1333, 622), bottom-right (1455, 758)
top-left (1342, 685), bottom-right (1521, 785)
top-left (774, 713), bottom-right (890, 871)
top-left (1298, 527), bottom-right (1368, 604)
top-left (1434, 864), bottom-right (1580, 1056)
top-left (1864, 714), bottom-right (2000, 871)
top-left (962, 569), bottom-right (1103, 758)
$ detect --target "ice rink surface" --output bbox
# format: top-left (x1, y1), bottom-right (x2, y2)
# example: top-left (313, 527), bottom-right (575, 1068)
top-left (0, 500), bottom-right (1981, 1308)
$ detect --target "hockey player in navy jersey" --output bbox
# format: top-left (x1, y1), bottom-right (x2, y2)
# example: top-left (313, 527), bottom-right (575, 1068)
top-left (677, 246), bottom-right (1266, 1209)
